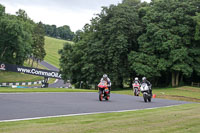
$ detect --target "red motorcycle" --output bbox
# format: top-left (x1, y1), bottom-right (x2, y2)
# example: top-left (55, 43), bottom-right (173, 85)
top-left (98, 81), bottom-right (110, 101)
top-left (132, 82), bottom-right (140, 96)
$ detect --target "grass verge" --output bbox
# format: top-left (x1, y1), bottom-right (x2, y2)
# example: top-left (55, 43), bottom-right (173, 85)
top-left (112, 86), bottom-right (200, 102)
top-left (0, 103), bottom-right (199, 133)
top-left (0, 88), bottom-right (96, 93)
top-left (0, 71), bottom-right (44, 83)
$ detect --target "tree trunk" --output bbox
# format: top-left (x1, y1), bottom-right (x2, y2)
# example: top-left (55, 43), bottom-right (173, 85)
top-left (175, 72), bottom-right (180, 87)
top-left (118, 76), bottom-right (124, 88)
top-left (28, 58), bottom-right (31, 65)
top-left (37, 59), bottom-right (39, 68)
top-left (113, 76), bottom-right (124, 89)
top-left (172, 72), bottom-right (176, 87)
top-left (129, 77), bottom-right (133, 88)
top-left (180, 74), bottom-right (183, 85)
top-left (31, 58), bottom-right (34, 67)
top-left (1, 47), bottom-right (7, 59)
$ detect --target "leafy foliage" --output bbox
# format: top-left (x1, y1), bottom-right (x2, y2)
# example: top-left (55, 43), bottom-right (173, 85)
top-left (129, 0), bottom-right (200, 86)
top-left (31, 22), bottom-right (46, 66)
top-left (60, 1), bottom-right (145, 88)
top-left (59, 0), bottom-right (200, 88)
top-left (43, 24), bottom-right (74, 41)
top-left (0, 4), bottom-right (46, 66)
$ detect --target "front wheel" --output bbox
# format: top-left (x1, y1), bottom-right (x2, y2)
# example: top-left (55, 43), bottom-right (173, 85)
top-left (143, 94), bottom-right (147, 102)
top-left (148, 97), bottom-right (151, 102)
top-left (134, 89), bottom-right (137, 96)
top-left (105, 96), bottom-right (109, 100)
top-left (99, 91), bottom-right (103, 101)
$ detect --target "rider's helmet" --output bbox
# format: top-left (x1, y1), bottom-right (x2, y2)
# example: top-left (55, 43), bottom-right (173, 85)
top-left (135, 77), bottom-right (138, 81)
top-left (142, 77), bottom-right (146, 81)
top-left (103, 74), bottom-right (108, 80)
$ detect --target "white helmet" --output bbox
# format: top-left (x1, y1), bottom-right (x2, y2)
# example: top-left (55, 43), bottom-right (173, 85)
top-left (135, 77), bottom-right (138, 80)
top-left (142, 77), bottom-right (146, 81)
top-left (103, 74), bottom-right (108, 79)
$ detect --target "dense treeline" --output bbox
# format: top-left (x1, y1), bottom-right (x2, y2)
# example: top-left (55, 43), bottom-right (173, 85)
top-left (0, 4), bottom-right (45, 66)
top-left (43, 24), bottom-right (74, 41)
top-left (59, 0), bottom-right (200, 88)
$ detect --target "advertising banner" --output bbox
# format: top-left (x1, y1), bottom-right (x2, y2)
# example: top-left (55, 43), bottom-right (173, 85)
top-left (0, 62), bottom-right (62, 79)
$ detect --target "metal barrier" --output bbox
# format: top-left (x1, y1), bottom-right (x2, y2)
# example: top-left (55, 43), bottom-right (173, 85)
top-left (191, 82), bottom-right (200, 87)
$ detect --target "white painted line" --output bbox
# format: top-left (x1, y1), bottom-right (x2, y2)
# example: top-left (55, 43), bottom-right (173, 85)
top-left (54, 79), bottom-right (58, 83)
top-left (0, 104), bottom-right (185, 123)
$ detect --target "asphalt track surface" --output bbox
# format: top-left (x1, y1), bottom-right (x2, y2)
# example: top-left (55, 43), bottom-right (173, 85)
top-left (39, 61), bottom-right (66, 88)
top-left (0, 92), bottom-right (189, 122)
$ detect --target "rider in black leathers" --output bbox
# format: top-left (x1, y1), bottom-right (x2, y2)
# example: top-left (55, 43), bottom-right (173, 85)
top-left (141, 77), bottom-right (152, 96)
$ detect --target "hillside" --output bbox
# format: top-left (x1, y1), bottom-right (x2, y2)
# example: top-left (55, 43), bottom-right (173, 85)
top-left (44, 36), bottom-right (73, 68)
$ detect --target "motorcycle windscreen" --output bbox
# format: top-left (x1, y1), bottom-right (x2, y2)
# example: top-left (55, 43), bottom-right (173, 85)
top-left (98, 81), bottom-right (107, 88)
top-left (140, 83), bottom-right (149, 91)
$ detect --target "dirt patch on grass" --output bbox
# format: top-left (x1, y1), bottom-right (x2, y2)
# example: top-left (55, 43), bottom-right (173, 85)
top-left (157, 95), bottom-right (200, 102)
top-left (176, 86), bottom-right (200, 92)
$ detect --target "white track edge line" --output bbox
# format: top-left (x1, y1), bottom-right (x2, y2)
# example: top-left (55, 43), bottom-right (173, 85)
top-left (0, 104), bottom-right (185, 123)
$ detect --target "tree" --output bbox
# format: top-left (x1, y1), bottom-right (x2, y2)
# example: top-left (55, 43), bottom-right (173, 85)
top-left (32, 22), bottom-right (46, 67)
top-left (0, 6), bottom-right (46, 67)
top-left (0, 4), bottom-right (5, 16)
top-left (194, 13), bottom-right (200, 41)
top-left (43, 24), bottom-right (74, 40)
top-left (57, 25), bottom-right (74, 40)
top-left (0, 9), bottom-right (33, 65)
top-left (59, 1), bottom-right (144, 88)
top-left (128, 0), bottom-right (200, 87)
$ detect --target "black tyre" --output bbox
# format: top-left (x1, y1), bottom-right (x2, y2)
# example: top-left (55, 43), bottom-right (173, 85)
top-left (105, 96), bottom-right (109, 100)
top-left (143, 94), bottom-right (147, 102)
top-left (148, 97), bottom-right (151, 102)
top-left (134, 89), bottom-right (137, 96)
top-left (137, 91), bottom-right (139, 96)
top-left (99, 91), bottom-right (103, 101)
top-left (105, 94), bottom-right (110, 100)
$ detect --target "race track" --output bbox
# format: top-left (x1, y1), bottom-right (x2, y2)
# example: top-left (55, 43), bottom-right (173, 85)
top-left (0, 92), bottom-right (189, 122)
top-left (39, 61), bottom-right (67, 88)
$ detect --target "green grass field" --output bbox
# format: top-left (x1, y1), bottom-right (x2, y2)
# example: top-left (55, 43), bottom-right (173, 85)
top-left (0, 88), bottom-right (96, 93)
top-left (112, 86), bottom-right (200, 102)
top-left (44, 36), bottom-right (73, 68)
top-left (0, 71), bottom-right (44, 83)
top-left (0, 103), bottom-right (199, 133)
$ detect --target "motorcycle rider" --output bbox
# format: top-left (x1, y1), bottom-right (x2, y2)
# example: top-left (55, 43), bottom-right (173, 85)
top-left (133, 77), bottom-right (140, 84)
top-left (132, 77), bottom-right (141, 95)
top-left (141, 77), bottom-right (152, 96)
top-left (100, 74), bottom-right (111, 93)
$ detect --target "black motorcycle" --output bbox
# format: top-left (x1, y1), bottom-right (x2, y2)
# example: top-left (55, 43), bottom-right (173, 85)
top-left (140, 83), bottom-right (152, 102)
